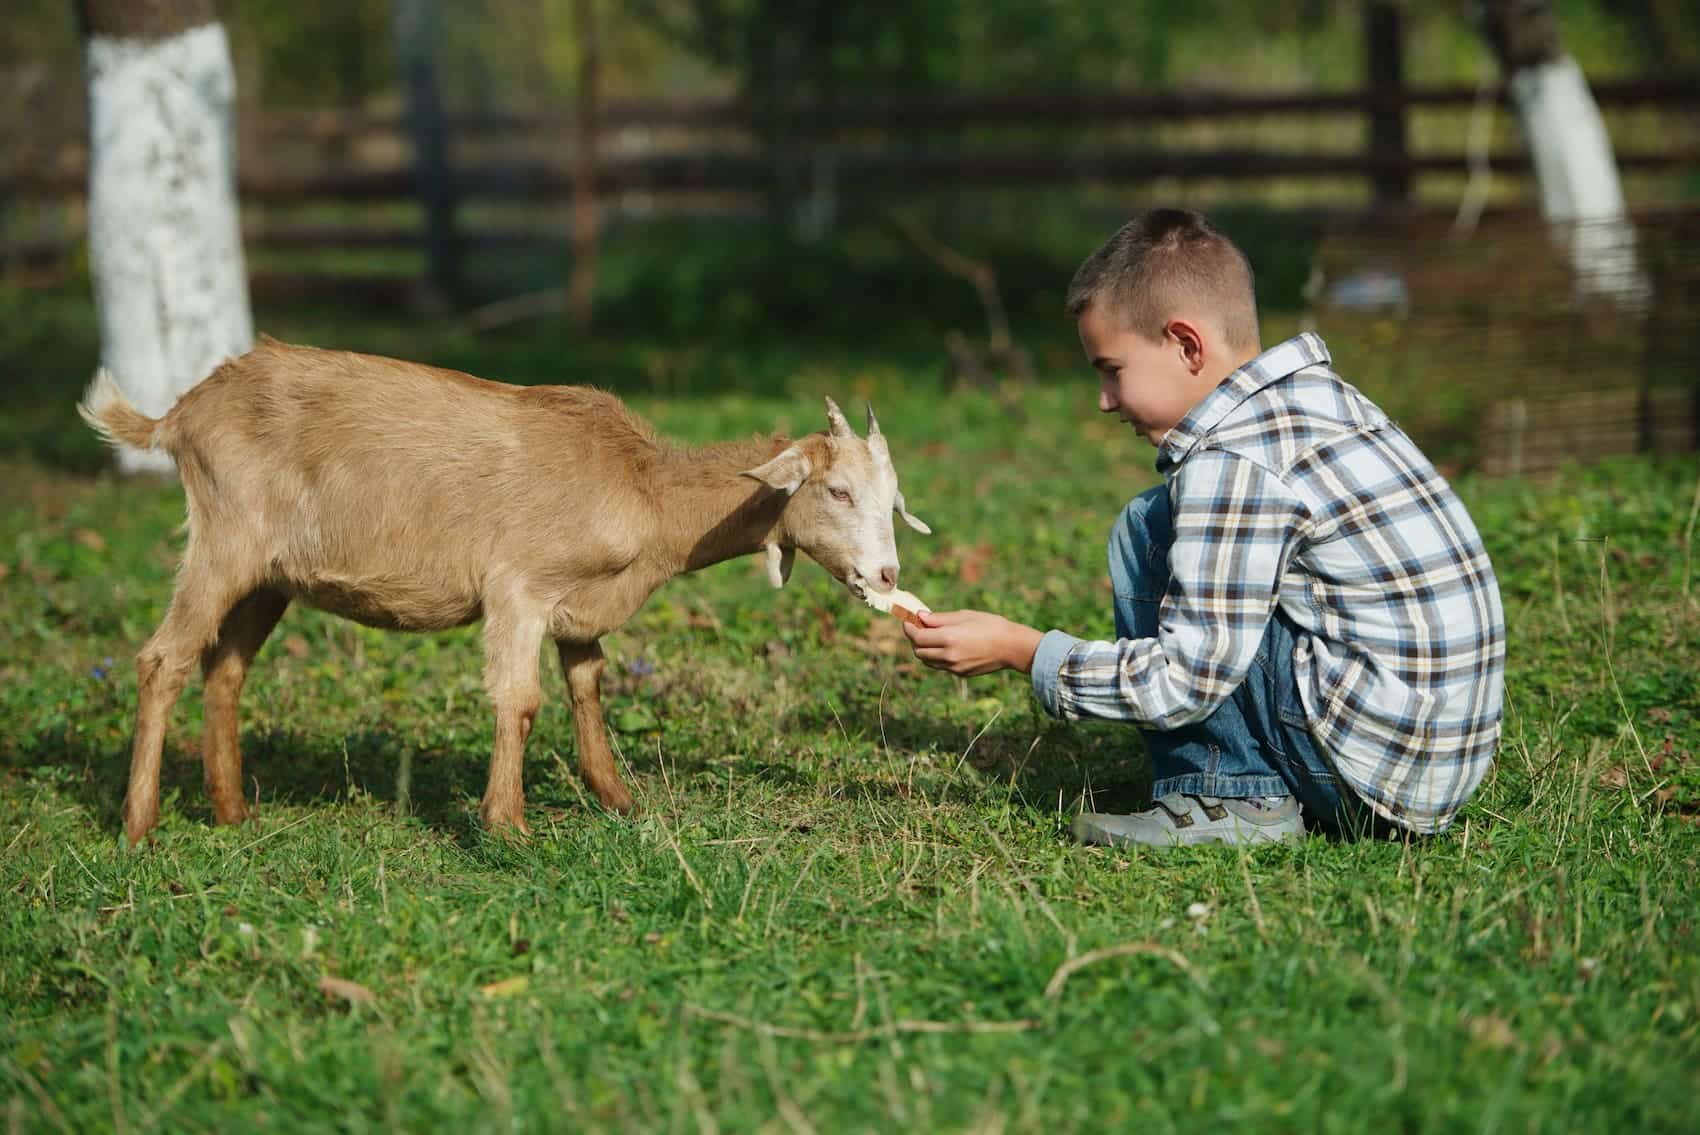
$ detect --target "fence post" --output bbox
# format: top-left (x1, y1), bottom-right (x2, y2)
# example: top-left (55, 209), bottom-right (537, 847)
top-left (394, 0), bottom-right (458, 306)
top-left (1366, 1), bottom-right (1410, 207)
top-left (1639, 264), bottom-right (1655, 453)
top-left (567, 0), bottom-right (600, 331)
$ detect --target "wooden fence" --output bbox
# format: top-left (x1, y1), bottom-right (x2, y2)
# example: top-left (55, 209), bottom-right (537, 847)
top-left (2, 76), bottom-right (1697, 276)
top-left (4, 76), bottom-right (1698, 475)
top-left (1303, 208), bottom-right (1700, 477)
top-left (1479, 388), bottom-right (1699, 478)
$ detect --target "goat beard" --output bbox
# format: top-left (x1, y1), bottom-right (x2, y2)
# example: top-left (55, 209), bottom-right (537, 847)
top-left (764, 542), bottom-right (796, 589)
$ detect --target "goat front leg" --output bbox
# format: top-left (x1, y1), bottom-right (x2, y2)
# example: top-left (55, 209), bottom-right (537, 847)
top-left (557, 640), bottom-right (636, 814)
top-left (479, 601), bottom-right (547, 834)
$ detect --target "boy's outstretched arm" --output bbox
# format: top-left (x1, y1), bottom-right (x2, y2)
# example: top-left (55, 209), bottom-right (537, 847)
top-left (1036, 452), bottom-right (1309, 728)
top-left (903, 610), bottom-right (1043, 677)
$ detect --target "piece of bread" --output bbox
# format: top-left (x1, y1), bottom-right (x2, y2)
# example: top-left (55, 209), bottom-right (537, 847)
top-left (863, 587), bottom-right (930, 625)
top-left (890, 604), bottom-right (924, 626)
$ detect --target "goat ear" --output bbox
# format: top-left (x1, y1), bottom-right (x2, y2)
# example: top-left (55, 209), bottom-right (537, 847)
top-left (824, 396), bottom-right (853, 439)
top-left (742, 444), bottom-right (812, 494)
top-left (764, 542), bottom-right (795, 589)
top-left (895, 489), bottom-right (932, 535)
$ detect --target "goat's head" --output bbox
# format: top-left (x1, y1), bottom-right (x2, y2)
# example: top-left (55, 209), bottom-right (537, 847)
top-left (741, 396), bottom-right (931, 597)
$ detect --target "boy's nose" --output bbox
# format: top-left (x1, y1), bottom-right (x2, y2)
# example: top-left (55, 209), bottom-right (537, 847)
top-left (1098, 390), bottom-right (1116, 413)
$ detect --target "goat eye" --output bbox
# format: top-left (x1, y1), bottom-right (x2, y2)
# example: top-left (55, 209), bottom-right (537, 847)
top-left (829, 487), bottom-right (852, 504)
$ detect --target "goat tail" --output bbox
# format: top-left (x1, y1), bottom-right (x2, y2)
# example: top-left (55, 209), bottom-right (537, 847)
top-left (78, 368), bottom-right (167, 453)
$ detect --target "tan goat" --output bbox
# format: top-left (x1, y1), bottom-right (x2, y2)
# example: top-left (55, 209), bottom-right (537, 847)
top-left (80, 336), bottom-right (930, 845)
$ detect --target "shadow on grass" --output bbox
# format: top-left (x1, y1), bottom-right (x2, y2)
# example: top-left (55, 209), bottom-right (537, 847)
top-left (1, 686), bottom-right (1152, 843)
top-left (773, 699), bottom-right (1155, 818)
top-left (0, 724), bottom-right (538, 846)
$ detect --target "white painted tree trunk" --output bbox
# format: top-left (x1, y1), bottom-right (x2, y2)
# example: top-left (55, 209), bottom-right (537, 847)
top-left (1509, 55), bottom-right (1651, 312)
top-left (85, 22), bottom-right (253, 475)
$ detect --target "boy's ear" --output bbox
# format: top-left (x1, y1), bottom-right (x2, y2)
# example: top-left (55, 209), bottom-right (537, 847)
top-left (1168, 318), bottom-right (1205, 373)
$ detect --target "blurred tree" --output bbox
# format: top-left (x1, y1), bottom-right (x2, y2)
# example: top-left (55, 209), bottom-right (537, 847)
top-left (567, 0), bottom-right (600, 330)
top-left (1615, 0), bottom-right (1700, 69)
top-left (231, 0), bottom-right (393, 107)
top-left (13, 2), bottom-right (1674, 114)
top-left (77, 0), bottom-right (253, 476)
top-left (1476, 0), bottom-right (1650, 310)
top-left (623, 1), bottom-right (1071, 229)
top-left (619, 0), bottom-right (1357, 228)
top-left (625, 0), bottom-right (946, 231)
top-left (429, 0), bottom-right (711, 109)
top-left (394, 0), bottom-right (458, 306)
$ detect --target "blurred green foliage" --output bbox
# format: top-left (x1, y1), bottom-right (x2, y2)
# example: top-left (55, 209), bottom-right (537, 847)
top-left (0, 0), bottom-right (1690, 114)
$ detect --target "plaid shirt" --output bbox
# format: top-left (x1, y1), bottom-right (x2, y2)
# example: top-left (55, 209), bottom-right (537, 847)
top-left (1031, 333), bottom-right (1505, 833)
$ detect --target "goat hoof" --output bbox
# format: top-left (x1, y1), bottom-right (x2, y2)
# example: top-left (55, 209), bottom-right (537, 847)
top-left (595, 790), bottom-right (637, 816)
top-left (479, 803), bottom-right (531, 837)
top-left (123, 806), bottom-right (158, 849)
top-left (211, 800), bottom-right (251, 826)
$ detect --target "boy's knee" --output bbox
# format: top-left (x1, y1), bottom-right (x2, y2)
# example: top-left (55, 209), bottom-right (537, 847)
top-left (1120, 485), bottom-right (1170, 534)
top-left (1108, 485), bottom-right (1172, 565)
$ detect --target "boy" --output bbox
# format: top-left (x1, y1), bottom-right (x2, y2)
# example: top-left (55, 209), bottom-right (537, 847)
top-left (905, 209), bottom-right (1505, 846)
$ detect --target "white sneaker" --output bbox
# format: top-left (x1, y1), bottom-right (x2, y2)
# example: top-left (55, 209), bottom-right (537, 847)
top-left (1072, 794), bottom-right (1303, 848)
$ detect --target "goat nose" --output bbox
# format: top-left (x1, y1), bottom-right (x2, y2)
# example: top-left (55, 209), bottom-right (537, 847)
top-left (879, 565), bottom-right (899, 590)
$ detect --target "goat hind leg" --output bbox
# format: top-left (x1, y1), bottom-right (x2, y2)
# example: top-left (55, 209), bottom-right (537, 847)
top-left (200, 588), bottom-right (290, 826)
top-left (125, 557), bottom-right (256, 846)
top-left (557, 639), bottom-right (636, 814)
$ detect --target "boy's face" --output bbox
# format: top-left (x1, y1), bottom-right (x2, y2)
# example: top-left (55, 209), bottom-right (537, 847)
top-left (1077, 302), bottom-right (1217, 448)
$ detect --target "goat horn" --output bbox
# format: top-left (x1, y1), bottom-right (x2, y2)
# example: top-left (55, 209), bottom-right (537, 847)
top-left (865, 404), bottom-right (882, 436)
top-left (824, 396), bottom-right (853, 438)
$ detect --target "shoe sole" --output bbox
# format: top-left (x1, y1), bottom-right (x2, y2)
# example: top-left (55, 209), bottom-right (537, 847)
top-left (1071, 816), bottom-right (1302, 848)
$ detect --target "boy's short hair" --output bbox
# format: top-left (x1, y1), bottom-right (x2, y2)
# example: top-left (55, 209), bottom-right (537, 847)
top-left (1067, 208), bottom-right (1260, 350)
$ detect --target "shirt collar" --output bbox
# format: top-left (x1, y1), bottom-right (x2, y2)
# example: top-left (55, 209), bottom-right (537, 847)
top-left (1156, 332), bottom-right (1331, 471)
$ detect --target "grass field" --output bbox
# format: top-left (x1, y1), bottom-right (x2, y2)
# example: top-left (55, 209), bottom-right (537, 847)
top-left (3, 283), bottom-right (1699, 1132)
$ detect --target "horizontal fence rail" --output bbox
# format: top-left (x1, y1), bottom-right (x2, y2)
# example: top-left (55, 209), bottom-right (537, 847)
top-left (4, 77), bottom-right (1696, 336)
top-left (3, 76), bottom-right (1696, 202)
top-left (230, 75), bottom-right (1700, 135)
top-left (3, 78), bottom-right (1696, 479)
top-left (7, 147), bottom-right (1697, 202)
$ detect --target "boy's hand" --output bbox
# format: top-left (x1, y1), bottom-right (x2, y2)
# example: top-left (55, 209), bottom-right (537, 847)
top-left (902, 609), bottom-right (1044, 677)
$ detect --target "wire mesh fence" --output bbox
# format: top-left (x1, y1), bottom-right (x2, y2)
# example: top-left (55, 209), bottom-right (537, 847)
top-left (1304, 209), bottom-right (1700, 476)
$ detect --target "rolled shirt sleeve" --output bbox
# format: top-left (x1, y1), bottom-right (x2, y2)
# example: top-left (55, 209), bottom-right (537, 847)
top-left (1031, 451), bottom-right (1309, 727)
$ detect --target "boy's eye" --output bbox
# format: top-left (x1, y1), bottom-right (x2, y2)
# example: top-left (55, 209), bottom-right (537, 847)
top-left (828, 487), bottom-right (853, 504)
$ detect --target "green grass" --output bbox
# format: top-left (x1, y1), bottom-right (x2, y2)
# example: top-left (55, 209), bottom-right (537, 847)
top-left (3, 286), bottom-right (1700, 1132)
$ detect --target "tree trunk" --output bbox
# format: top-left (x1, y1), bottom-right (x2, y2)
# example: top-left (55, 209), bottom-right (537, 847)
top-left (79, 0), bottom-right (254, 476)
top-left (1477, 0), bottom-right (1650, 311)
top-left (567, 0), bottom-right (600, 332)
top-left (393, 0), bottom-right (458, 308)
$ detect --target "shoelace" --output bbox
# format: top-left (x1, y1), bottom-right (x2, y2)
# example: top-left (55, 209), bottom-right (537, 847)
top-left (1160, 794), bottom-right (1287, 819)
